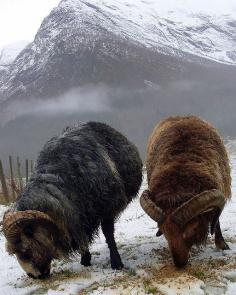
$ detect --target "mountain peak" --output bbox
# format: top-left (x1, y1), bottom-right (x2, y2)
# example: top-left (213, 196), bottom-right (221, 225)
top-left (0, 0), bottom-right (236, 105)
top-left (0, 41), bottom-right (29, 66)
top-left (53, 0), bottom-right (236, 64)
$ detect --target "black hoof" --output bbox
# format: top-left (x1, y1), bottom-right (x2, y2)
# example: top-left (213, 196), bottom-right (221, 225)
top-left (81, 260), bottom-right (91, 267)
top-left (156, 229), bottom-right (163, 237)
top-left (111, 259), bottom-right (124, 270)
top-left (216, 241), bottom-right (230, 251)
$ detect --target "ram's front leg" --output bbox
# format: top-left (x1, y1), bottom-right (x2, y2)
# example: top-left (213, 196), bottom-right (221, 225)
top-left (81, 250), bottom-right (92, 266)
top-left (101, 218), bottom-right (124, 270)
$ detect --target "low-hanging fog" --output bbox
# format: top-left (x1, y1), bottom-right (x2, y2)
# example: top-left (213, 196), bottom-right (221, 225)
top-left (1, 62), bottom-right (236, 174)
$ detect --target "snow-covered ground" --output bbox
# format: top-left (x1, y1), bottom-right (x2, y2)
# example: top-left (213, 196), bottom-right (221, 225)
top-left (1, 157), bottom-right (236, 295)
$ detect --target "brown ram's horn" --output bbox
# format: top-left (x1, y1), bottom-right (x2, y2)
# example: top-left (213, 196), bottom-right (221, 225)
top-left (140, 190), bottom-right (164, 223)
top-left (171, 189), bottom-right (225, 226)
top-left (3, 210), bottom-right (57, 243)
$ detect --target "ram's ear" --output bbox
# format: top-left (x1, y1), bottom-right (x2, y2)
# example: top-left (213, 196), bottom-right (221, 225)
top-left (5, 240), bottom-right (15, 255)
top-left (183, 220), bottom-right (199, 240)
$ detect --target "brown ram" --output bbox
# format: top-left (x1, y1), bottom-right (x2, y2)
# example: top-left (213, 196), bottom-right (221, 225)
top-left (140, 116), bottom-right (231, 267)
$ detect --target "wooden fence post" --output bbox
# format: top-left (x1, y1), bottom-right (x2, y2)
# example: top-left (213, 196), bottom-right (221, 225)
top-left (26, 159), bottom-right (29, 183)
top-left (30, 160), bottom-right (34, 176)
top-left (9, 155), bottom-right (16, 201)
top-left (17, 156), bottom-right (23, 193)
top-left (0, 159), bottom-right (10, 204)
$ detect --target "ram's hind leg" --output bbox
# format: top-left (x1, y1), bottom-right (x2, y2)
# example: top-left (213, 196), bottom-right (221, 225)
top-left (215, 221), bottom-right (230, 250)
top-left (81, 250), bottom-right (92, 266)
top-left (101, 219), bottom-right (124, 270)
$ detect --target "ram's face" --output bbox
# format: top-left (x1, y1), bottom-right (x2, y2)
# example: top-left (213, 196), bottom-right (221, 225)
top-left (17, 253), bottom-right (51, 279)
top-left (3, 210), bottom-right (60, 279)
top-left (12, 225), bottom-right (54, 279)
top-left (159, 217), bottom-right (208, 267)
top-left (140, 189), bottom-right (225, 267)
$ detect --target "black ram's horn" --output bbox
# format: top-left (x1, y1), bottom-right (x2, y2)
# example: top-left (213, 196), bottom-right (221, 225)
top-left (3, 210), bottom-right (57, 243)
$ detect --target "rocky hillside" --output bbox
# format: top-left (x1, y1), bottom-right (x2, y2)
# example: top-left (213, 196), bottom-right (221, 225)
top-left (1, 0), bottom-right (236, 104)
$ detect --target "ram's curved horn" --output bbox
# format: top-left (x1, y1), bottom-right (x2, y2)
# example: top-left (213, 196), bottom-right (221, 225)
top-left (3, 210), bottom-right (57, 243)
top-left (140, 190), bottom-right (164, 223)
top-left (171, 189), bottom-right (225, 226)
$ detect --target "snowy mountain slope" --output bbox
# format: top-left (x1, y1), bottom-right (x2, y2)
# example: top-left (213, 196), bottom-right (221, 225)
top-left (59, 0), bottom-right (236, 64)
top-left (0, 42), bottom-right (28, 67)
top-left (0, 0), bottom-right (236, 105)
top-left (1, 153), bottom-right (236, 294)
top-left (0, 41), bottom-right (28, 83)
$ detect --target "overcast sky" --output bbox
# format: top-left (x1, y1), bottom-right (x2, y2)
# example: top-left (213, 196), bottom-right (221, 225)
top-left (0, 0), bottom-right (236, 49)
top-left (0, 0), bottom-right (60, 49)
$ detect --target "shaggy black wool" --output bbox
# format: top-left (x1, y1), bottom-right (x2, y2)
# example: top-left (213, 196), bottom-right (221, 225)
top-left (16, 122), bottom-right (143, 253)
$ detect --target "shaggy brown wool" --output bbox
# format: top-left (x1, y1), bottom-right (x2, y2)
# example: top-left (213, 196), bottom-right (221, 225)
top-left (146, 116), bottom-right (231, 208)
top-left (143, 116), bottom-right (231, 267)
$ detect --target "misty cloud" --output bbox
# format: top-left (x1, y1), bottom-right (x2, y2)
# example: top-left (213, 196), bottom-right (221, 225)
top-left (0, 68), bottom-right (236, 167)
top-left (1, 84), bottom-right (111, 125)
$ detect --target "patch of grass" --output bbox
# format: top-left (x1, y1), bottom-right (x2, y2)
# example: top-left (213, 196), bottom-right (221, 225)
top-left (207, 259), bottom-right (217, 268)
top-left (90, 283), bottom-right (99, 291)
top-left (127, 268), bottom-right (137, 276)
top-left (26, 287), bottom-right (49, 295)
top-left (117, 242), bottom-right (125, 249)
top-left (143, 278), bottom-right (151, 287)
top-left (192, 270), bottom-right (205, 280)
top-left (52, 259), bottom-right (66, 267)
top-left (63, 269), bottom-right (75, 278)
top-left (143, 279), bottom-right (161, 294)
top-left (43, 268), bottom-right (92, 284)
top-left (114, 276), bottom-right (127, 284)
top-left (79, 282), bottom-right (101, 295)
top-left (146, 286), bottom-right (159, 294)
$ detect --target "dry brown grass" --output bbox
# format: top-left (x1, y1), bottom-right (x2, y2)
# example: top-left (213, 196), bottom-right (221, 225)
top-left (76, 242), bottom-right (236, 295)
